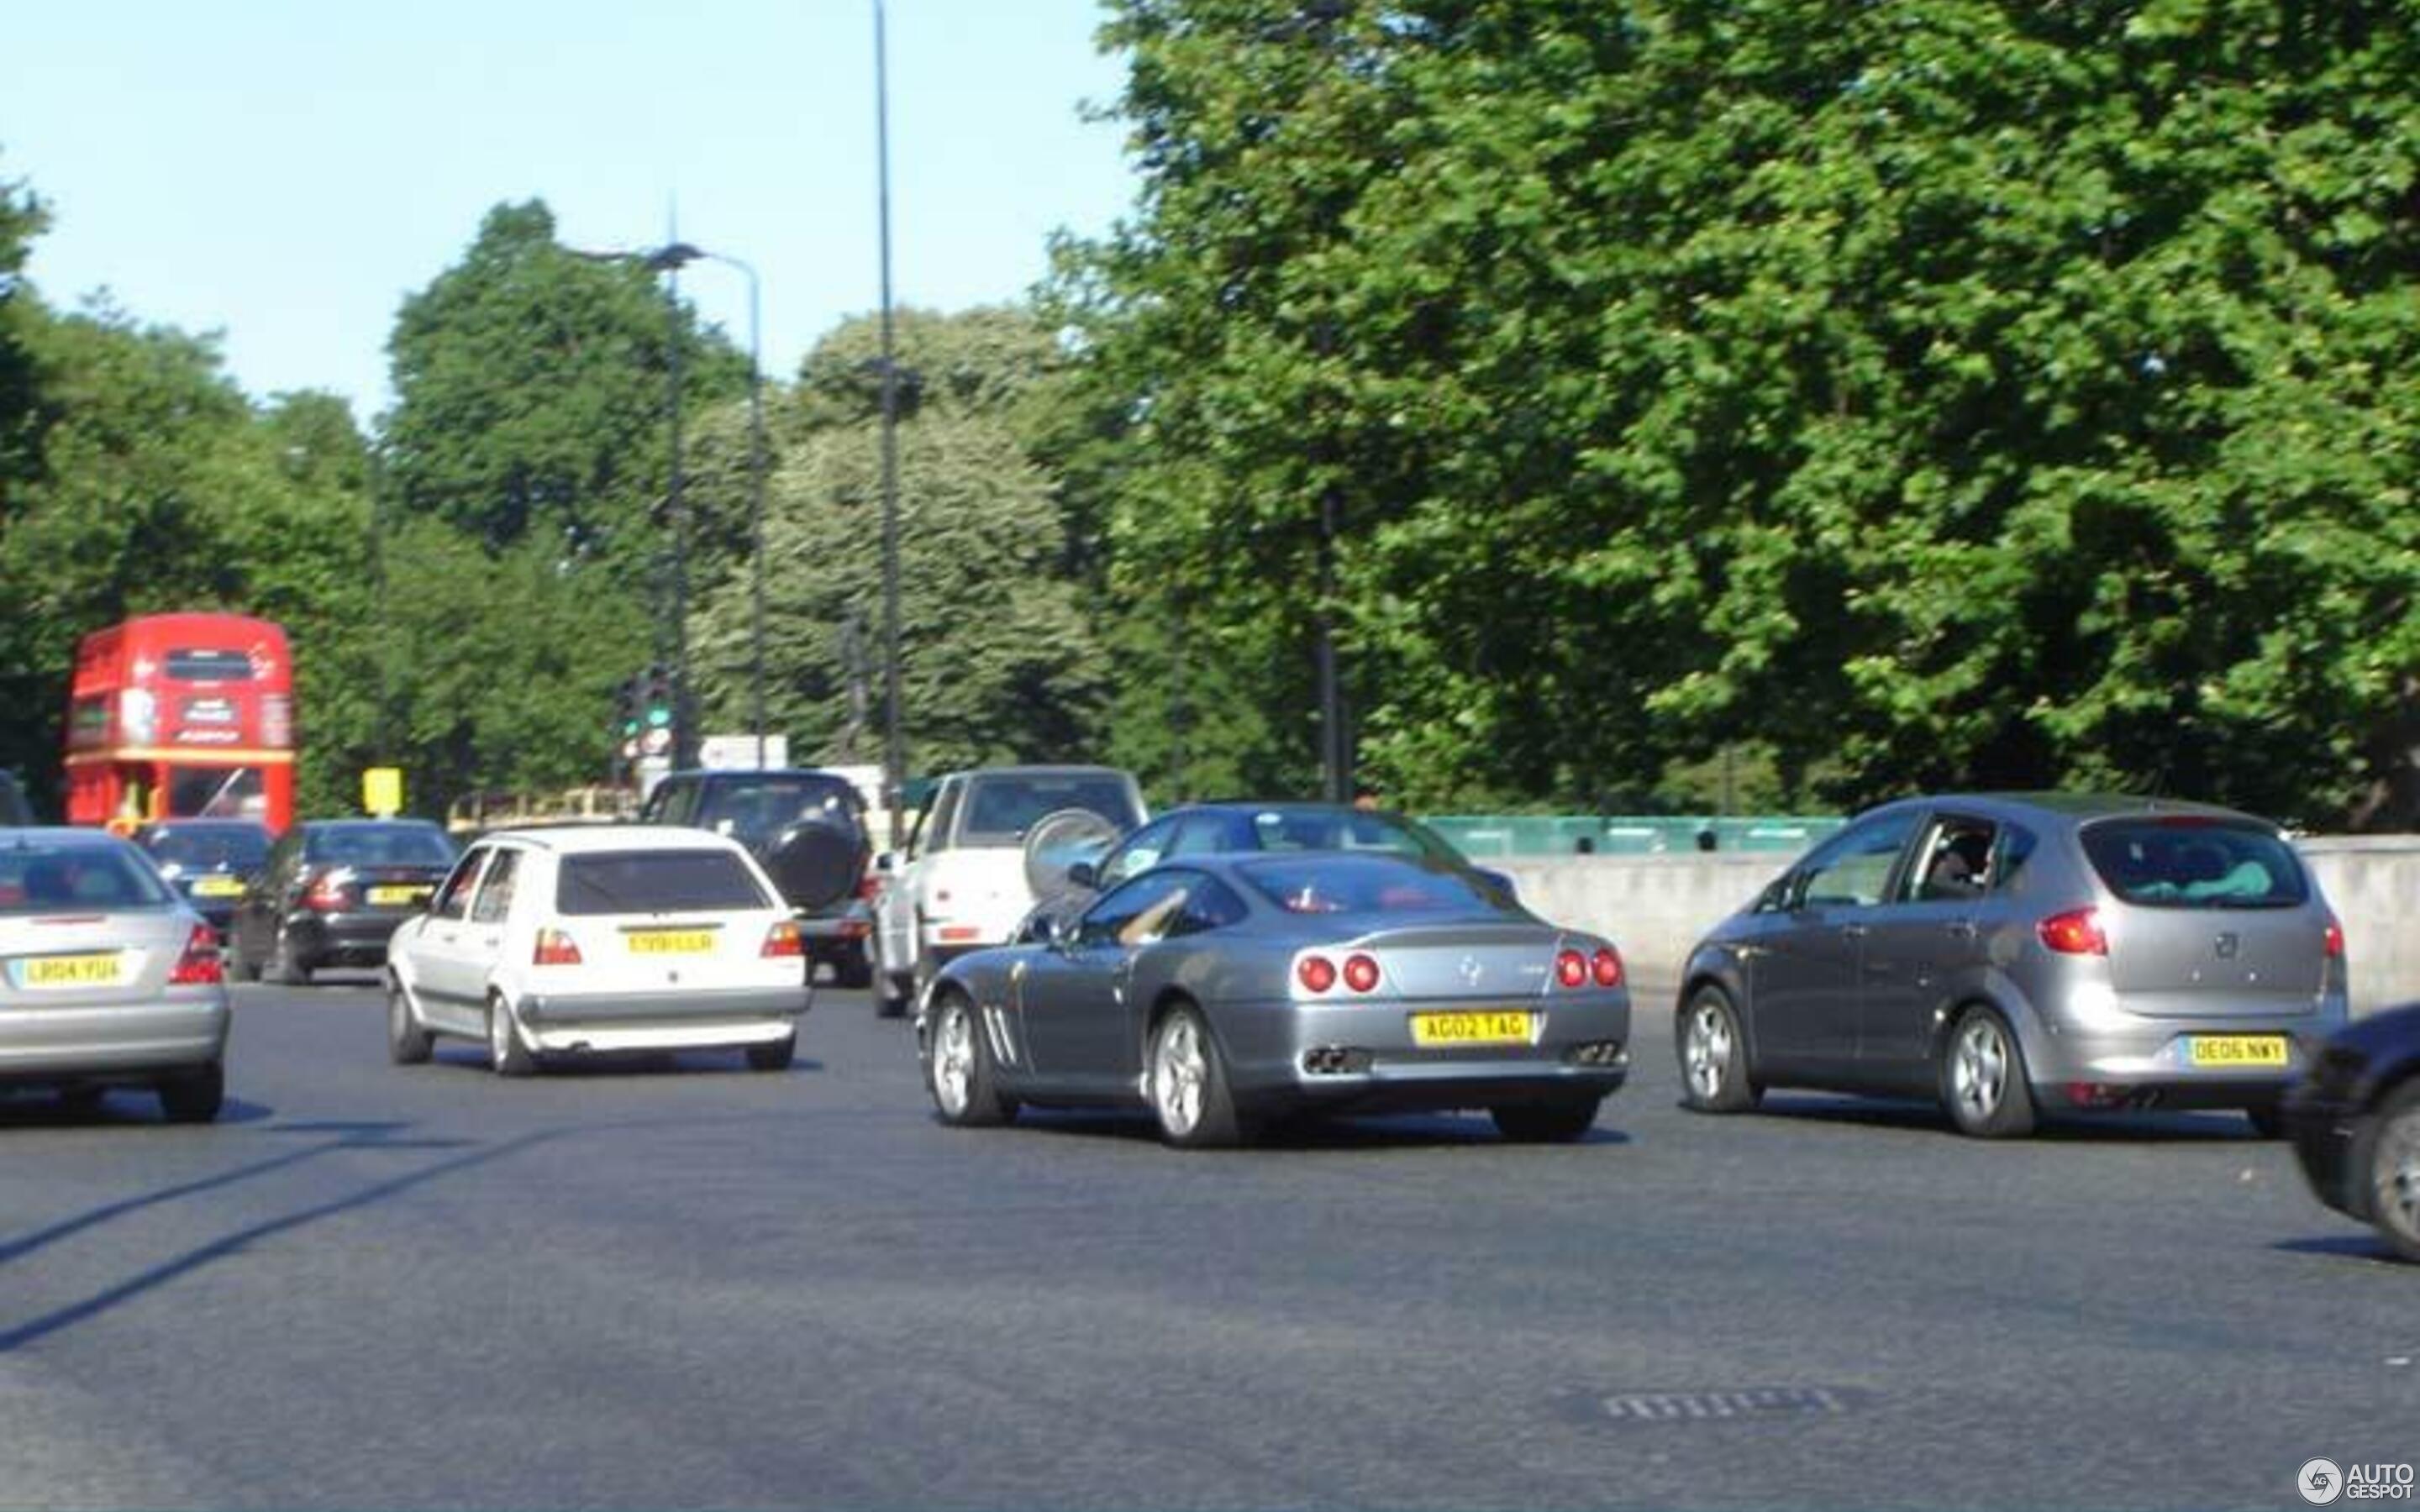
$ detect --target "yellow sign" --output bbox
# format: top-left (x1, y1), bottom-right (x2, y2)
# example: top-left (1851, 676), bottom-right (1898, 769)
top-left (363, 767), bottom-right (403, 817)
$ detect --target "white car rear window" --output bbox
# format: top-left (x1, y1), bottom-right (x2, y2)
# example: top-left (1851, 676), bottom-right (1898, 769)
top-left (556, 851), bottom-right (771, 916)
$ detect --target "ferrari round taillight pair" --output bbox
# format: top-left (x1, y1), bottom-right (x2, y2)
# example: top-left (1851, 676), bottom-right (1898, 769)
top-left (1297, 953), bottom-right (1381, 994)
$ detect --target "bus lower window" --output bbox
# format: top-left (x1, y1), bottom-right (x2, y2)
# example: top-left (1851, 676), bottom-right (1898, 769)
top-left (168, 766), bottom-right (266, 821)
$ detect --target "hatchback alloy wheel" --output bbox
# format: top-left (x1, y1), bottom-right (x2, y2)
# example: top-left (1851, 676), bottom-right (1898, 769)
top-left (1944, 1006), bottom-right (2035, 1138)
top-left (1951, 1016), bottom-right (2007, 1121)
top-left (1685, 1003), bottom-right (1733, 1103)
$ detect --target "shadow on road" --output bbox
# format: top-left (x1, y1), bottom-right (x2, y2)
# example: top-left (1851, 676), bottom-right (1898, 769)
top-left (0, 1092), bottom-right (277, 1129)
top-left (2272, 1233), bottom-right (2408, 1268)
top-left (1725, 1094), bottom-right (2262, 1144)
top-left (996, 1106), bottom-right (1632, 1151)
top-left (0, 1123), bottom-right (565, 1354)
top-left (424, 1046), bottom-right (826, 1078)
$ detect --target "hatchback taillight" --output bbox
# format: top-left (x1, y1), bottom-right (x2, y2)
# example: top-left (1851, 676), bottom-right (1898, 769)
top-left (168, 923), bottom-right (224, 986)
top-left (533, 929), bottom-right (583, 967)
top-left (762, 921), bottom-right (805, 958)
top-left (2324, 920), bottom-right (2345, 958)
top-left (2038, 908), bottom-right (2108, 956)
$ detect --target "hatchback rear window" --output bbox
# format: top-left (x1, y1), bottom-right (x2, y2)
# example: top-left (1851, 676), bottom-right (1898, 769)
top-left (2079, 819), bottom-right (2309, 909)
top-left (556, 851), bottom-right (772, 915)
top-left (0, 846), bottom-right (172, 913)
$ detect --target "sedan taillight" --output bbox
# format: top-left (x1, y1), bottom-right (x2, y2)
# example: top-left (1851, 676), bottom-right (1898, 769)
top-left (302, 872), bottom-right (348, 912)
top-left (1555, 949), bottom-right (1588, 989)
top-left (168, 923), bottom-right (224, 985)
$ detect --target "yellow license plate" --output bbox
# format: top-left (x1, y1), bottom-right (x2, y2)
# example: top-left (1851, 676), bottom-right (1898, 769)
top-left (1410, 1011), bottom-right (1534, 1047)
top-left (2189, 1035), bottom-right (2289, 1068)
top-left (21, 953), bottom-right (124, 989)
top-left (626, 930), bottom-right (715, 955)
top-left (192, 877), bottom-right (245, 898)
top-left (367, 885), bottom-right (429, 907)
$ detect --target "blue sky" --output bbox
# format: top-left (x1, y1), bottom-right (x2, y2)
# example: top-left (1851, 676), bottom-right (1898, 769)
top-left (1, 0), bottom-right (1139, 425)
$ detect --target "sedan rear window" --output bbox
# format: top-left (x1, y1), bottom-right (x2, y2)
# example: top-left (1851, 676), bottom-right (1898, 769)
top-left (1239, 855), bottom-right (1508, 917)
top-left (556, 851), bottom-right (772, 916)
top-left (0, 846), bottom-right (172, 913)
top-left (2079, 819), bottom-right (2309, 909)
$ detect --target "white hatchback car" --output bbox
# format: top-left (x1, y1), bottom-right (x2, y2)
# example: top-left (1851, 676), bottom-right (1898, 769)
top-left (385, 826), bottom-right (810, 1075)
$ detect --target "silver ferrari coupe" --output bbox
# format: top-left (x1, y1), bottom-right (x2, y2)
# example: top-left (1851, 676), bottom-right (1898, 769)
top-left (914, 852), bottom-right (1631, 1147)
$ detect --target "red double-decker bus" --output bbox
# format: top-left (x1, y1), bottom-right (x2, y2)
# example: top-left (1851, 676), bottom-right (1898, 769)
top-left (64, 613), bottom-right (296, 834)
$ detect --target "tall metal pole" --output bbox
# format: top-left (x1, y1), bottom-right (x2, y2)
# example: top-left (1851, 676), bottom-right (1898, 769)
top-left (875, 0), bottom-right (906, 847)
top-left (666, 258), bottom-right (692, 772)
top-left (738, 260), bottom-right (767, 772)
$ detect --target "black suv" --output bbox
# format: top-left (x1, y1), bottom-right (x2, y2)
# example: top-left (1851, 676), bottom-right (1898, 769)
top-left (639, 769), bottom-right (874, 986)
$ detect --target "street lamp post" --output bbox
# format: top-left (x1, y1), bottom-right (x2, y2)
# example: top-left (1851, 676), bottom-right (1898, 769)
top-left (874, 0), bottom-right (907, 848)
top-left (571, 240), bottom-right (768, 773)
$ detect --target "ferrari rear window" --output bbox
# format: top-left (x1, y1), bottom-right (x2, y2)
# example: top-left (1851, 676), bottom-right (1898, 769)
top-left (557, 851), bottom-right (772, 915)
top-left (1238, 855), bottom-right (1507, 916)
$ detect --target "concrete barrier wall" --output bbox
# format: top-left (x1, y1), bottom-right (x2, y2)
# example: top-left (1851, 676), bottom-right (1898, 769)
top-left (1502, 837), bottom-right (2417, 1017)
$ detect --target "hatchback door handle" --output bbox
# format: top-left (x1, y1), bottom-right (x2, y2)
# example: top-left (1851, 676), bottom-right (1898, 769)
top-left (1840, 924), bottom-right (1869, 940)
top-left (1945, 921), bottom-right (1978, 939)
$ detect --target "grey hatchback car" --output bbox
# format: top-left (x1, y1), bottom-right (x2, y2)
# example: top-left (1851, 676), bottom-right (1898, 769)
top-left (1676, 795), bottom-right (2347, 1137)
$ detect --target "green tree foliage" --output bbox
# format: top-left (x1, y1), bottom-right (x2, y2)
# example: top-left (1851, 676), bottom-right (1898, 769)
top-left (0, 283), bottom-right (379, 813)
top-left (687, 308), bottom-right (1108, 774)
top-left (381, 201), bottom-right (747, 567)
top-left (1067, 0), bottom-right (2420, 826)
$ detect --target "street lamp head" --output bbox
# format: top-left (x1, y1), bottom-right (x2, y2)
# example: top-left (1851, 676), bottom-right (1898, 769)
top-left (644, 242), bottom-right (705, 274)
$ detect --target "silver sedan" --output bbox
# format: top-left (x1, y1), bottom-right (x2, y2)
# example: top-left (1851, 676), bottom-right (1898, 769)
top-left (0, 828), bottom-right (230, 1121)
top-left (916, 852), bottom-right (1631, 1147)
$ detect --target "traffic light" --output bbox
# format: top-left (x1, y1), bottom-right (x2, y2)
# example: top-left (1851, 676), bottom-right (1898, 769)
top-left (638, 664), bottom-right (676, 759)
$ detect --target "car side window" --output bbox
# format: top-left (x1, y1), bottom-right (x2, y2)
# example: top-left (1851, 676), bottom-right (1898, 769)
top-left (431, 848), bottom-right (488, 921)
top-left (469, 848), bottom-right (522, 924)
top-left (1098, 816), bottom-right (1180, 888)
top-left (650, 780), bottom-right (700, 827)
top-left (1991, 823), bottom-right (2040, 892)
top-left (1165, 814), bottom-right (1237, 858)
top-left (1898, 815), bottom-right (1998, 904)
top-left (923, 780), bottom-right (961, 855)
top-left (1077, 870), bottom-right (1194, 949)
top-left (1794, 812), bottom-right (1919, 909)
top-left (1171, 874), bottom-right (1248, 936)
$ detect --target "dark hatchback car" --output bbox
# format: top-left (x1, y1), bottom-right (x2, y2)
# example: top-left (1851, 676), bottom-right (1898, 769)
top-left (133, 819), bottom-right (272, 936)
top-left (639, 769), bottom-right (875, 987)
top-left (230, 819), bottom-right (458, 984)
top-left (1676, 794), bottom-right (2347, 1138)
top-left (1023, 801), bottom-right (1517, 939)
top-left (2284, 1003), bottom-right (2420, 1263)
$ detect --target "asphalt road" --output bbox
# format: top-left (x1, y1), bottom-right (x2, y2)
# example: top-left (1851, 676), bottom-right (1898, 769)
top-left (1, 973), bottom-right (2412, 1511)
